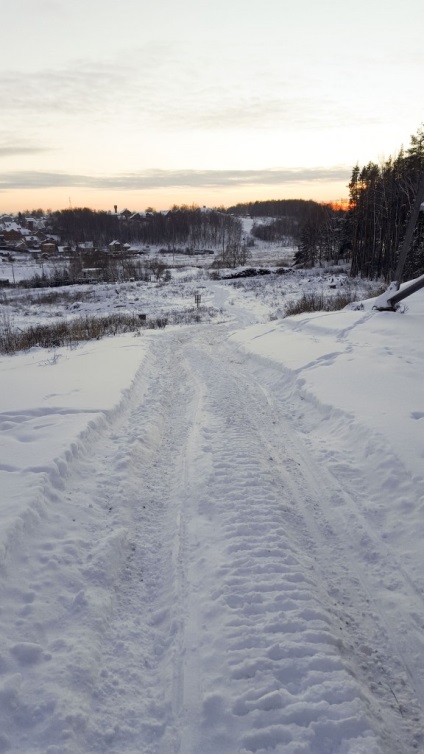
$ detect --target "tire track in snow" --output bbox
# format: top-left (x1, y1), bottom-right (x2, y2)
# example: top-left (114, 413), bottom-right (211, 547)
top-left (82, 332), bottom-right (205, 754)
top-left (229, 344), bottom-right (424, 753)
top-left (2, 326), bottom-right (423, 754)
top-left (169, 332), bottom-right (387, 754)
top-left (0, 335), bottom-right (199, 754)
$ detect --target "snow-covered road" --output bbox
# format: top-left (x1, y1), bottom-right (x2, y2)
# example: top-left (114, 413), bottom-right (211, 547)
top-left (2, 316), bottom-right (424, 753)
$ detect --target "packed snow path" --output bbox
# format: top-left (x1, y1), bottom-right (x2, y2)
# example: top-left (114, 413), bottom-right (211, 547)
top-left (1, 325), bottom-right (424, 753)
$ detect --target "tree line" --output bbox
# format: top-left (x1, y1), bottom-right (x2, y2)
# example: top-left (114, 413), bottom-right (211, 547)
top-left (346, 125), bottom-right (424, 280)
top-left (227, 198), bottom-right (321, 220)
top-left (228, 128), bottom-right (424, 280)
top-left (48, 206), bottom-right (242, 253)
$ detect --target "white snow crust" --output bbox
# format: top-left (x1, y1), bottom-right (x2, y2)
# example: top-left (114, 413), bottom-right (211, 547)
top-left (0, 270), bottom-right (424, 753)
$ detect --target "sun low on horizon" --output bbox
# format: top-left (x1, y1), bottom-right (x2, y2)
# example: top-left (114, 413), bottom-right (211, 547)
top-left (0, 0), bottom-right (423, 214)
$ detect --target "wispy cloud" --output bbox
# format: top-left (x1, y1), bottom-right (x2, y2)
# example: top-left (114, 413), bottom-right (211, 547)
top-left (0, 166), bottom-right (350, 191)
top-left (0, 45), bottom-right (385, 133)
top-left (0, 146), bottom-right (46, 157)
top-left (0, 139), bottom-right (49, 158)
top-left (0, 61), bottom-right (130, 117)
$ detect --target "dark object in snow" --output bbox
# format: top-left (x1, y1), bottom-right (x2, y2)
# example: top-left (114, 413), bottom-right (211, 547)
top-left (224, 268), bottom-right (272, 279)
top-left (373, 275), bottom-right (424, 311)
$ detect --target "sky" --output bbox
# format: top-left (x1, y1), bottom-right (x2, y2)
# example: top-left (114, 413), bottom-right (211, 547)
top-left (1, 0), bottom-right (423, 213)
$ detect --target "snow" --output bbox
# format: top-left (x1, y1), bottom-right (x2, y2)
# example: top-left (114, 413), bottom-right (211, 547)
top-left (372, 281), bottom-right (400, 310)
top-left (0, 266), bottom-right (424, 753)
top-left (231, 301), bottom-right (424, 479)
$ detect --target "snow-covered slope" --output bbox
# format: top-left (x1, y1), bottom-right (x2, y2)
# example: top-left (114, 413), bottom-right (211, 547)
top-left (0, 278), bottom-right (423, 753)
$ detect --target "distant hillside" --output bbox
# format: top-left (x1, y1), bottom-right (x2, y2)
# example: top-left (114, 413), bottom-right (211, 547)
top-left (226, 199), bottom-right (321, 219)
top-left (229, 200), bottom-right (345, 260)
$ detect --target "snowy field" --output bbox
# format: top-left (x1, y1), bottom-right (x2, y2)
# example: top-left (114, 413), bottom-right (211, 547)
top-left (0, 263), bottom-right (424, 753)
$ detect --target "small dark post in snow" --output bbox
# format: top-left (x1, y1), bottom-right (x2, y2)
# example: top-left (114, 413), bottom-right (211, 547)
top-left (195, 292), bottom-right (201, 308)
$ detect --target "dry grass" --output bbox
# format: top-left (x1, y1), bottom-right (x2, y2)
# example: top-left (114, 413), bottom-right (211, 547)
top-left (284, 290), bottom-right (368, 316)
top-left (1, 288), bottom-right (95, 307)
top-left (0, 306), bottom-right (219, 354)
top-left (0, 313), bottom-right (145, 353)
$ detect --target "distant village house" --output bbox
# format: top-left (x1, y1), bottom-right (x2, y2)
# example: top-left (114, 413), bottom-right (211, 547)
top-left (40, 241), bottom-right (57, 254)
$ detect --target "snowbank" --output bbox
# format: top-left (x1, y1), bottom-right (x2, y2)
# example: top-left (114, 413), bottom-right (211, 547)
top-left (0, 334), bottom-right (148, 565)
top-left (231, 292), bottom-right (424, 480)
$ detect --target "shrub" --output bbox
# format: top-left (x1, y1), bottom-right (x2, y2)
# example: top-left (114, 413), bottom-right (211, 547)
top-left (284, 290), bottom-right (366, 316)
top-left (0, 306), bottom-right (221, 354)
